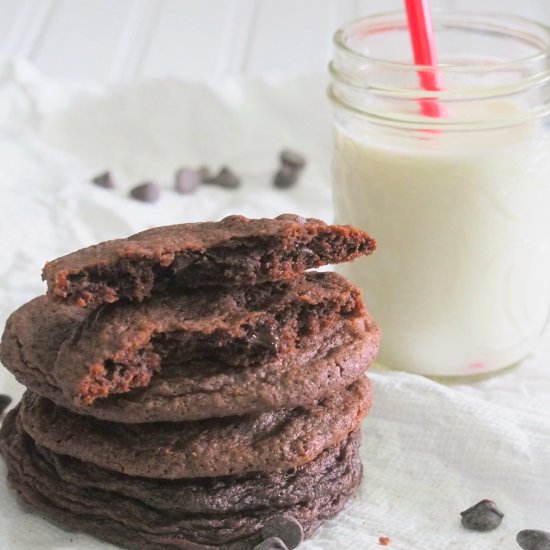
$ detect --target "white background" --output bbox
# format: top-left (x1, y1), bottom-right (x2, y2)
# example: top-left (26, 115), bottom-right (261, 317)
top-left (0, 0), bottom-right (549, 82)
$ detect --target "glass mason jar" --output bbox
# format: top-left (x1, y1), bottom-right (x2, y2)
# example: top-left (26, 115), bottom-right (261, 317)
top-left (329, 12), bottom-right (550, 376)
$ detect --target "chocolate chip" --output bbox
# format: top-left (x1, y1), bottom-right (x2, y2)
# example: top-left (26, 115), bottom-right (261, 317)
top-left (211, 166), bottom-right (241, 189)
top-left (130, 182), bottom-right (160, 203)
top-left (262, 516), bottom-right (304, 550)
top-left (460, 499), bottom-right (504, 532)
top-left (517, 530), bottom-right (550, 550)
top-left (91, 171), bottom-right (115, 189)
top-left (280, 149), bottom-right (306, 170)
top-left (174, 168), bottom-right (200, 194)
top-left (198, 166), bottom-right (216, 183)
top-left (273, 166), bottom-right (299, 189)
top-left (0, 394), bottom-right (12, 415)
top-left (251, 325), bottom-right (279, 351)
top-left (274, 150), bottom-right (306, 189)
top-left (254, 537), bottom-right (288, 550)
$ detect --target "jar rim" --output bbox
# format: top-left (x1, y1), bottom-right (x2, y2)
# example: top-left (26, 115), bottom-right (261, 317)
top-left (334, 11), bottom-right (550, 73)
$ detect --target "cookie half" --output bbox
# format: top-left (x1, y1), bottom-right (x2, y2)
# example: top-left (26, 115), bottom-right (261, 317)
top-left (42, 214), bottom-right (376, 307)
top-left (1, 275), bottom-right (379, 422)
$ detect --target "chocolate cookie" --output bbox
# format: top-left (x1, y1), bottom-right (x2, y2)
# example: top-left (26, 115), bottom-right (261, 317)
top-left (56, 272), bottom-right (365, 406)
top-left (19, 377), bottom-right (372, 479)
top-left (42, 214), bottom-right (376, 307)
top-left (1, 408), bottom-right (363, 549)
top-left (1, 408), bottom-right (361, 516)
top-left (1, 277), bottom-right (379, 422)
top-left (6, 469), bottom-right (356, 550)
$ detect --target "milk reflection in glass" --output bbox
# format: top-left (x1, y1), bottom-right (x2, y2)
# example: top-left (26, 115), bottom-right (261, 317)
top-left (334, 102), bottom-right (550, 375)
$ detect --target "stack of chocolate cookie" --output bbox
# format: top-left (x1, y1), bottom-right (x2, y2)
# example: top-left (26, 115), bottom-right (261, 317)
top-left (0, 214), bottom-right (379, 550)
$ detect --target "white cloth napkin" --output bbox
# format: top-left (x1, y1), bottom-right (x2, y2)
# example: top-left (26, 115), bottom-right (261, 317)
top-left (0, 61), bottom-right (548, 550)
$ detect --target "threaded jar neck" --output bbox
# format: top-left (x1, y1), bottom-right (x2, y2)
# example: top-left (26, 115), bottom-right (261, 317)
top-left (329, 12), bottom-right (550, 130)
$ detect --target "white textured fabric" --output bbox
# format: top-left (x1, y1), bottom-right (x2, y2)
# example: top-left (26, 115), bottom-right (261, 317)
top-left (0, 62), bottom-right (548, 550)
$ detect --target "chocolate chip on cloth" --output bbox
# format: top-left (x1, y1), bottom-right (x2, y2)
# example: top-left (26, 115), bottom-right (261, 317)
top-left (198, 166), bottom-right (215, 183)
top-left (460, 499), bottom-right (504, 532)
top-left (273, 165), bottom-right (299, 189)
top-left (212, 166), bottom-right (241, 188)
top-left (261, 517), bottom-right (303, 550)
top-left (174, 167), bottom-right (200, 194)
top-left (42, 215), bottom-right (376, 307)
top-left (273, 150), bottom-right (307, 189)
top-left (91, 171), bottom-right (116, 189)
top-left (130, 181), bottom-right (161, 203)
top-left (202, 166), bottom-right (241, 188)
top-left (280, 150), bottom-right (307, 171)
top-left (517, 530), bottom-right (550, 550)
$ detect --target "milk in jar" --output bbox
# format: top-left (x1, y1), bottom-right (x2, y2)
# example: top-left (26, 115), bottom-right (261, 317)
top-left (330, 13), bottom-right (550, 375)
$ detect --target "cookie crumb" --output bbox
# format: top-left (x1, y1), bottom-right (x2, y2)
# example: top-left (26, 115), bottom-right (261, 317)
top-left (379, 536), bottom-right (391, 546)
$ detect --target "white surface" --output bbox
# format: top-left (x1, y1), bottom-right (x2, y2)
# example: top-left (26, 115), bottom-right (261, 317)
top-left (0, 61), bottom-right (549, 550)
top-left (0, 0), bottom-right (549, 82)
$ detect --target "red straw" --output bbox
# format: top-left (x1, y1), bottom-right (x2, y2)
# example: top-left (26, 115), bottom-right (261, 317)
top-left (404, 0), bottom-right (445, 118)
